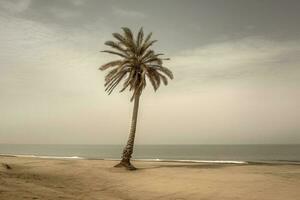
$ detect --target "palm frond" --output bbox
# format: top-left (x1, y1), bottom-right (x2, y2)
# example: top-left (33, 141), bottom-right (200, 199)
top-left (120, 69), bottom-right (135, 92)
top-left (107, 73), bottom-right (126, 95)
top-left (105, 65), bottom-right (129, 84)
top-left (99, 27), bottom-right (173, 98)
top-left (136, 27), bottom-right (144, 48)
top-left (152, 71), bottom-right (161, 89)
top-left (105, 68), bottom-right (119, 82)
top-left (147, 74), bottom-right (158, 91)
top-left (129, 72), bottom-right (139, 91)
top-left (122, 27), bottom-right (134, 43)
top-left (158, 72), bottom-right (168, 85)
top-left (101, 50), bottom-right (128, 58)
top-left (104, 41), bottom-right (128, 55)
top-left (145, 57), bottom-right (163, 65)
top-left (154, 66), bottom-right (174, 79)
top-left (143, 32), bottom-right (152, 44)
top-left (112, 33), bottom-right (127, 44)
top-left (140, 40), bottom-right (157, 55)
top-left (105, 71), bottom-right (128, 94)
top-left (99, 60), bottom-right (122, 71)
top-left (112, 32), bottom-right (135, 52)
top-left (105, 71), bottom-right (123, 88)
top-left (141, 50), bottom-right (154, 61)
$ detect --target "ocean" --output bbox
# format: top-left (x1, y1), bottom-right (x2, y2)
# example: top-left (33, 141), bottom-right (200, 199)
top-left (0, 144), bottom-right (299, 163)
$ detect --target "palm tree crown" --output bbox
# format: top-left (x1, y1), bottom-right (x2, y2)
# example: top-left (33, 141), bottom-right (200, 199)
top-left (99, 27), bottom-right (173, 101)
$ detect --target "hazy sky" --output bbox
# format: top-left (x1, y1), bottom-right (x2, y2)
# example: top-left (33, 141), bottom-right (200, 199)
top-left (0, 0), bottom-right (299, 144)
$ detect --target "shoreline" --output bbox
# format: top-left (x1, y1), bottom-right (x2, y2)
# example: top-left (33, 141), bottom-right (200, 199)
top-left (1, 153), bottom-right (300, 165)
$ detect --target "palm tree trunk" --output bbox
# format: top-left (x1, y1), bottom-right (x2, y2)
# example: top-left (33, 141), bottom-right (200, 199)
top-left (114, 93), bottom-right (140, 170)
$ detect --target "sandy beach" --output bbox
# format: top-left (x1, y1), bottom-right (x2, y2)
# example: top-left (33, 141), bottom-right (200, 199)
top-left (1, 156), bottom-right (300, 200)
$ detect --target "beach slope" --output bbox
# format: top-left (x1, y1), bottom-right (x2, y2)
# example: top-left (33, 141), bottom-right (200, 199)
top-left (1, 156), bottom-right (300, 200)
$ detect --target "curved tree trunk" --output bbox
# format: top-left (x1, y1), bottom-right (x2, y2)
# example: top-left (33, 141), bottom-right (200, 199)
top-left (114, 93), bottom-right (140, 170)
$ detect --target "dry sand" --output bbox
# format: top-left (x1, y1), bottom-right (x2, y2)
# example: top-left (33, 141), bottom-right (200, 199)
top-left (1, 156), bottom-right (300, 200)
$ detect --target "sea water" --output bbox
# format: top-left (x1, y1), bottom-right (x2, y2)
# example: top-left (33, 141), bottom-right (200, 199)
top-left (0, 144), bottom-right (299, 163)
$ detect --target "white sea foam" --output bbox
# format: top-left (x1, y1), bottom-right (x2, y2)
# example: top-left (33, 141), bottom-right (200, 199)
top-left (135, 159), bottom-right (247, 164)
top-left (104, 158), bottom-right (247, 164)
top-left (0, 154), bottom-right (246, 164)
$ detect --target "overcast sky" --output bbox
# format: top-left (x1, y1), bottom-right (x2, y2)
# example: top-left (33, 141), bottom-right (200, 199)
top-left (0, 0), bottom-right (299, 144)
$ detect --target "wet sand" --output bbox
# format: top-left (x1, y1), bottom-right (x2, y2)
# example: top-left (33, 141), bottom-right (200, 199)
top-left (1, 156), bottom-right (300, 200)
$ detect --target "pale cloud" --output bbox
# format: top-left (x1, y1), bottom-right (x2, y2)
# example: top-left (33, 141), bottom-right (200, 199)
top-left (170, 37), bottom-right (300, 83)
top-left (68, 0), bottom-right (86, 6)
top-left (49, 6), bottom-right (81, 19)
top-left (0, 0), bottom-right (31, 13)
top-left (0, 13), bottom-right (107, 98)
top-left (112, 7), bottom-right (146, 18)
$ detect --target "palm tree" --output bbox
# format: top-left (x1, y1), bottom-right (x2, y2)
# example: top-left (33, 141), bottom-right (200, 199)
top-left (99, 27), bottom-right (173, 170)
